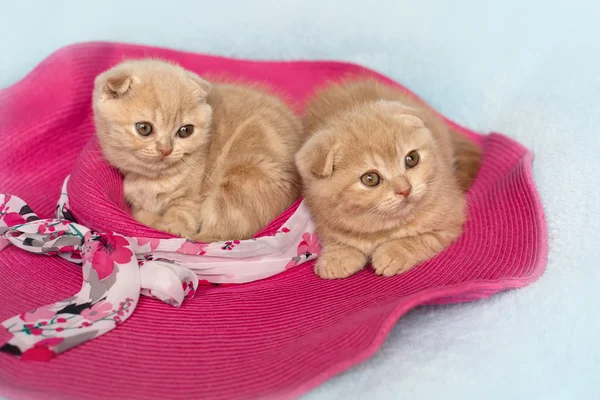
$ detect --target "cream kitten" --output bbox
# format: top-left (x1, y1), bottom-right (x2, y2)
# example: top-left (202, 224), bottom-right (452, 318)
top-left (93, 59), bottom-right (303, 241)
top-left (296, 79), bottom-right (482, 278)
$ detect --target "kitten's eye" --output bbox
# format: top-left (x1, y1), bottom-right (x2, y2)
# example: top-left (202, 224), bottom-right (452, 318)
top-left (177, 125), bottom-right (194, 138)
top-left (405, 150), bottom-right (420, 168)
top-left (135, 122), bottom-right (153, 136)
top-left (360, 172), bottom-right (381, 187)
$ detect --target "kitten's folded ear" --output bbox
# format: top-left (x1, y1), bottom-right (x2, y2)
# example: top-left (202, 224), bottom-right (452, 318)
top-left (94, 68), bottom-right (134, 100)
top-left (296, 130), bottom-right (339, 179)
top-left (186, 72), bottom-right (212, 98)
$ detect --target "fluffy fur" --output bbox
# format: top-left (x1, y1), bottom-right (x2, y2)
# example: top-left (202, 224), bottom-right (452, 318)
top-left (93, 59), bottom-right (303, 242)
top-left (297, 79), bottom-right (482, 278)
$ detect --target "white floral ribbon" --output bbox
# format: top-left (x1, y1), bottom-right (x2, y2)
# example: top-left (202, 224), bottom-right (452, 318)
top-left (0, 177), bottom-right (319, 361)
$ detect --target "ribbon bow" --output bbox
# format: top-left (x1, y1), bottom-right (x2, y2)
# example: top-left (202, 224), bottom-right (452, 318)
top-left (0, 177), bottom-right (319, 361)
top-left (0, 193), bottom-right (197, 361)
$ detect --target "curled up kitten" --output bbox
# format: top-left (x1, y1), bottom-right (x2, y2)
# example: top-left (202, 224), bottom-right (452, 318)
top-left (93, 59), bottom-right (303, 242)
top-left (296, 79), bottom-right (482, 278)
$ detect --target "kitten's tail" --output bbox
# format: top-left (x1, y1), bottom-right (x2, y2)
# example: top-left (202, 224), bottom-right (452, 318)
top-left (450, 129), bottom-right (482, 192)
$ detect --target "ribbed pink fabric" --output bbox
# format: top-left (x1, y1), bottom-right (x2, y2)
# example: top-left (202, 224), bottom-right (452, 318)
top-left (0, 42), bottom-right (547, 400)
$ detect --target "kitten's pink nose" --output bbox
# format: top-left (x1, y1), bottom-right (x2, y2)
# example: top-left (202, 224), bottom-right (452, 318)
top-left (396, 186), bottom-right (412, 198)
top-left (391, 176), bottom-right (412, 198)
top-left (158, 147), bottom-right (172, 158)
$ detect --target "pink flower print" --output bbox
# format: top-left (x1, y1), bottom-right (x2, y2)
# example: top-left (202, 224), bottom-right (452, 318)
top-left (117, 297), bottom-right (135, 315)
top-left (92, 232), bottom-right (133, 280)
top-left (37, 222), bottom-right (57, 234)
top-left (80, 301), bottom-right (113, 322)
top-left (3, 212), bottom-right (26, 227)
top-left (177, 240), bottom-right (207, 255)
top-left (23, 324), bottom-right (44, 335)
top-left (21, 346), bottom-right (55, 361)
top-left (285, 255), bottom-right (302, 270)
top-left (48, 230), bottom-right (65, 241)
top-left (273, 227), bottom-right (291, 235)
top-left (297, 232), bottom-right (321, 257)
top-left (137, 237), bottom-right (160, 251)
top-left (182, 281), bottom-right (196, 298)
top-left (22, 339), bottom-right (62, 361)
top-left (221, 240), bottom-right (240, 250)
top-left (20, 306), bottom-right (55, 322)
top-left (81, 232), bottom-right (97, 265)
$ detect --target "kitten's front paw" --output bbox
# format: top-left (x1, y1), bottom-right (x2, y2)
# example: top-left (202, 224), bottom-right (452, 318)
top-left (154, 222), bottom-right (191, 238)
top-left (372, 244), bottom-right (418, 277)
top-left (190, 232), bottom-right (218, 243)
top-left (314, 247), bottom-right (366, 279)
top-left (132, 209), bottom-right (161, 227)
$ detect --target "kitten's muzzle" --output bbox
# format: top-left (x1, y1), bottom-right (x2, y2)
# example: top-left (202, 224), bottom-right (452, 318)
top-left (396, 186), bottom-right (411, 198)
top-left (390, 177), bottom-right (412, 198)
top-left (158, 147), bottom-right (173, 159)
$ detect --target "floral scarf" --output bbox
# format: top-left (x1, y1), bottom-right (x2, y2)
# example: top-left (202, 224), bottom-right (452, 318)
top-left (0, 177), bottom-right (319, 361)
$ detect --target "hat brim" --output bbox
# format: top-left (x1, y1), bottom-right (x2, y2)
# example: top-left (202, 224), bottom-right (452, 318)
top-left (0, 42), bottom-right (547, 400)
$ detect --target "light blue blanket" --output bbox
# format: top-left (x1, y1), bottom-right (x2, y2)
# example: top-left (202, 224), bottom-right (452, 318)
top-left (1, 1), bottom-right (598, 398)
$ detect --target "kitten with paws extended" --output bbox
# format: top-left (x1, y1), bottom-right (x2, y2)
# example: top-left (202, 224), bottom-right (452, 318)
top-left (93, 59), bottom-right (303, 242)
top-left (296, 79), bottom-right (482, 279)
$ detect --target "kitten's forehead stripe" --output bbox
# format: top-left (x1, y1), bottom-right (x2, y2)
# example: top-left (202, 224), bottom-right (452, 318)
top-left (372, 154), bottom-right (386, 169)
top-left (397, 145), bottom-right (404, 159)
top-left (373, 154), bottom-right (392, 176)
top-left (363, 154), bottom-right (397, 179)
top-left (166, 107), bottom-right (178, 131)
top-left (155, 110), bottom-right (164, 131)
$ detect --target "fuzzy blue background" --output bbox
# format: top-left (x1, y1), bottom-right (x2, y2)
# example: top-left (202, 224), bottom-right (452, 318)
top-left (1, 1), bottom-right (599, 399)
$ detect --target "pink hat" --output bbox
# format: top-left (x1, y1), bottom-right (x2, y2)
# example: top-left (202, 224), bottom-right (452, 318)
top-left (0, 42), bottom-right (547, 400)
